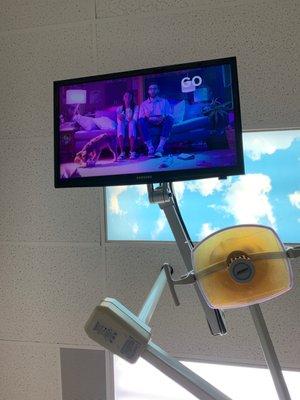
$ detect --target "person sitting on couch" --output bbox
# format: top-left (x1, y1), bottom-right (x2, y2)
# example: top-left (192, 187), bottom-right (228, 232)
top-left (116, 91), bottom-right (139, 160)
top-left (139, 83), bottom-right (174, 157)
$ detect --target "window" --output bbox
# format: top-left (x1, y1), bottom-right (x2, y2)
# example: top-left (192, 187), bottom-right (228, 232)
top-left (114, 356), bottom-right (300, 400)
top-left (106, 130), bottom-right (300, 243)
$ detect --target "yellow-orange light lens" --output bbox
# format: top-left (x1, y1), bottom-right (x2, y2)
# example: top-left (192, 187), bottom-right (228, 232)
top-left (193, 225), bottom-right (293, 309)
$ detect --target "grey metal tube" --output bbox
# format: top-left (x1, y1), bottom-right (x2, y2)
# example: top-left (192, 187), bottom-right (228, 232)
top-left (147, 182), bottom-right (226, 336)
top-left (159, 197), bottom-right (227, 336)
top-left (143, 341), bottom-right (232, 400)
top-left (249, 304), bottom-right (291, 400)
top-left (138, 267), bottom-right (167, 325)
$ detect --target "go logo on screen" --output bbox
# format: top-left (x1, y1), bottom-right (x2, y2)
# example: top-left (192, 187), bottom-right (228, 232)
top-left (181, 75), bottom-right (202, 93)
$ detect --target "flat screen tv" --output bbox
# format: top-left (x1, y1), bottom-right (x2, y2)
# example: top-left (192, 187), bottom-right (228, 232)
top-left (54, 57), bottom-right (244, 188)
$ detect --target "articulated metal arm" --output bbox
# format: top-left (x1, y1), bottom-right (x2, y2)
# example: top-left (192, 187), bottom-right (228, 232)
top-left (147, 182), bottom-right (227, 336)
top-left (85, 265), bottom-right (232, 400)
top-left (286, 246), bottom-right (300, 258)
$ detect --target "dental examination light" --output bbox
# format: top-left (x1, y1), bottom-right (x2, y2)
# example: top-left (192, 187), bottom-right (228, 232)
top-left (85, 182), bottom-right (299, 400)
top-left (193, 224), bottom-right (293, 309)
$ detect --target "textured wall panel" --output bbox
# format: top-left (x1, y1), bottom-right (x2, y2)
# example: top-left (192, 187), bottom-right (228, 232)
top-left (0, 341), bottom-right (61, 400)
top-left (105, 242), bottom-right (300, 369)
top-left (0, 23), bottom-right (96, 140)
top-left (0, 0), bottom-right (94, 32)
top-left (95, 0), bottom-right (299, 130)
top-left (0, 138), bottom-right (101, 243)
top-left (0, 243), bottom-right (106, 344)
top-left (60, 348), bottom-right (107, 400)
top-left (95, 0), bottom-right (242, 19)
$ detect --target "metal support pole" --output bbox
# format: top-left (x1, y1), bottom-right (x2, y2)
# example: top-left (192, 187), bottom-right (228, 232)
top-left (147, 182), bottom-right (227, 336)
top-left (143, 341), bottom-right (231, 400)
top-left (138, 266), bottom-right (168, 325)
top-left (249, 304), bottom-right (291, 400)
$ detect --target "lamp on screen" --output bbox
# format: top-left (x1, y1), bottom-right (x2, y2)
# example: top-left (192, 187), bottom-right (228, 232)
top-left (66, 89), bottom-right (87, 105)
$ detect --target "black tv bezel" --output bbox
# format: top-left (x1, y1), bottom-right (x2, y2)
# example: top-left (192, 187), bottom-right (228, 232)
top-left (54, 56), bottom-right (244, 188)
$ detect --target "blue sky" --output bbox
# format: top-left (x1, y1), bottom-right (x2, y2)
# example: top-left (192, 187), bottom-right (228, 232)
top-left (106, 130), bottom-right (300, 244)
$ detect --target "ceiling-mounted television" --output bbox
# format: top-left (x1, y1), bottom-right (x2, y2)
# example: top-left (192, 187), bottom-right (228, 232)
top-left (54, 57), bottom-right (244, 188)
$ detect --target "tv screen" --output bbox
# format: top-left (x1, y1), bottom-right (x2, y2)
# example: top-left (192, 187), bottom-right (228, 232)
top-left (54, 57), bottom-right (244, 188)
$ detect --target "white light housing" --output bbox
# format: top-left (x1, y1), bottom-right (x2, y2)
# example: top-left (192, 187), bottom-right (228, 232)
top-left (85, 298), bottom-right (151, 363)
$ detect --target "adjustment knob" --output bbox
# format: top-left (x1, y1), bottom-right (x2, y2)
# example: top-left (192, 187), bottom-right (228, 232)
top-left (227, 252), bottom-right (255, 283)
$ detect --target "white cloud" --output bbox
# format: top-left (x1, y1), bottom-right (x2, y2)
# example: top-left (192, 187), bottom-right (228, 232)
top-left (151, 211), bottom-right (167, 240)
top-left (208, 203), bottom-right (224, 212)
top-left (186, 177), bottom-right (228, 197)
top-left (197, 223), bottom-right (220, 241)
top-left (136, 197), bottom-right (150, 207)
top-left (132, 222), bottom-right (139, 235)
top-left (135, 184), bottom-right (150, 207)
top-left (289, 191), bottom-right (300, 209)
top-left (223, 174), bottom-right (276, 227)
top-left (135, 185), bottom-right (148, 196)
top-left (108, 186), bottom-right (128, 215)
top-left (173, 181), bottom-right (185, 204)
top-left (244, 130), bottom-right (300, 161)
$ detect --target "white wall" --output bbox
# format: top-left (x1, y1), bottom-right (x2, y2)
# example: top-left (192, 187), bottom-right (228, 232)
top-left (0, 1), bottom-right (299, 399)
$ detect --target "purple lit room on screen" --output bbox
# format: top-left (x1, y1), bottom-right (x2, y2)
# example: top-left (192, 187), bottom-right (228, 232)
top-left (58, 63), bottom-right (238, 181)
